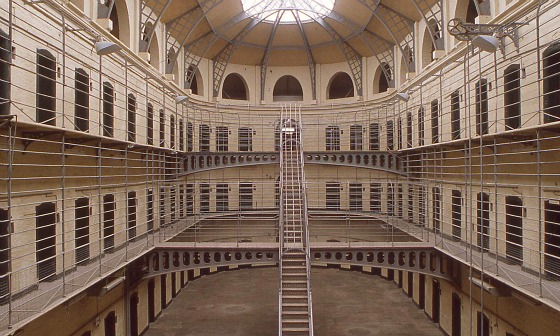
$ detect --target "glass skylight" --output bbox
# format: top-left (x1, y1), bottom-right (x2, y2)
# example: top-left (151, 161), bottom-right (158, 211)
top-left (241, 0), bottom-right (335, 24)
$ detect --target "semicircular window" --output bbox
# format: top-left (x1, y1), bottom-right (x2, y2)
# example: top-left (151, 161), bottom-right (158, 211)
top-left (328, 72), bottom-right (354, 99)
top-left (222, 73), bottom-right (248, 100)
top-left (273, 75), bottom-right (303, 101)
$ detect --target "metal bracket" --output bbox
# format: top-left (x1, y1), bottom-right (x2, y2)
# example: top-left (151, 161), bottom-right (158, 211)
top-left (447, 18), bottom-right (527, 51)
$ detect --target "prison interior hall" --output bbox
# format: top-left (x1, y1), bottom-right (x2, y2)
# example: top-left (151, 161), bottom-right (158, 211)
top-left (1, 0), bottom-right (560, 335)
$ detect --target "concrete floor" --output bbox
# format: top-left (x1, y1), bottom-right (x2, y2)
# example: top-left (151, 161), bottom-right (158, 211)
top-left (144, 267), bottom-right (443, 336)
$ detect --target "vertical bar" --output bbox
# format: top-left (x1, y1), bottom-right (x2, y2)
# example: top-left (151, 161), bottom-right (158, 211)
top-left (98, 141), bottom-right (103, 277)
top-left (61, 134), bottom-right (66, 297)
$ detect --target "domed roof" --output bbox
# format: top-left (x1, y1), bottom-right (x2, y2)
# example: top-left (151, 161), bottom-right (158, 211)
top-left (159, 0), bottom-right (431, 65)
top-left (149, 0), bottom-right (440, 96)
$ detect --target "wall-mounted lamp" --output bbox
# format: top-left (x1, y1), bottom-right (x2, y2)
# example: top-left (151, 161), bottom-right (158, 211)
top-left (396, 92), bottom-right (410, 102)
top-left (472, 35), bottom-right (500, 53)
top-left (175, 95), bottom-right (189, 104)
top-left (95, 41), bottom-right (121, 56)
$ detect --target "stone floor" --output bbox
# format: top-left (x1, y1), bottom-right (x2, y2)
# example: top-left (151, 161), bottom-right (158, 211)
top-left (144, 267), bottom-right (443, 336)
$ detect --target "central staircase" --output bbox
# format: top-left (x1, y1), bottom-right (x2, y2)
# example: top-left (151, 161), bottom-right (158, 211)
top-left (278, 105), bottom-right (314, 336)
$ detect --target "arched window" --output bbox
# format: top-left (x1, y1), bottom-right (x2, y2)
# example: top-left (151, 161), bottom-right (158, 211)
top-left (275, 121), bottom-right (281, 152)
top-left (544, 44), bottom-right (560, 123)
top-left (179, 119), bottom-right (185, 151)
top-left (326, 182), bottom-right (341, 210)
top-left (141, 23), bottom-right (160, 69)
top-left (452, 190), bottom-right (462, 240)
top-left (187, 122), bottom-right (193, 152)
top-left (75, 197), bottom-right (90, 265)
top-left (350, 125), bottom-right (363, 150)
top-left (74, 68), bottom-right (89, 132)
top-left (0, 29), bottom-right (10, 116)
top-left (273, 75), bottom-right (303, 101)
top-left (147, 189), bottom-right (154, 231)
top-left (105, 311), bottom-right (116, 336)
top-left (102, 82), bottom-right (114, 137)
top-left (432, 280), bottom-right (441, 323)
top-left (504, 64), bottom-right (521, 129)
top-left (328, 72), bottom-right (354, 99)
top-left (397, 117), bottom-right (402, 150)
top-left (505, 196), bottom-right (523, 265)
top-left (238, 127), bottom-right (253, 151)
top-left (166, 48), bottom-right (176, 74)
top-left (36, 49), bottom-right (56, 125)
top-left (108, 0), bottom-right (130, 47)
top-left (159, 109), bottom-right (165, 147)
top-left (200, 124), bottom-right (211, 151)
top-left (216, 126), bottom-right (228, 151)
top-left (222, 73), bottom-right (248, 100)
top-left (127, 191), bottom-right (137, 240)
top-left (0, 208), bottom-right (10, 300)
top-left (325, 126), bottom-right (340, 151)
top-left (199, 184), bottom-right (210, 213)
top-left (406, 112), bottom-right (413, 148)
top-left (36, 202), bottom-right (56, 281)
top-left (239, 183), bottom-right (253, 210)
top-left (477, 192), bottom-right (490, 251)
top-left (421, 27), bottom-right (435, 68)
top-left (127, 94), bottom-right (136, 142)
top-left (451, 90), bottom-right (461, 139)
top-left (432, 187), bottom-right (441, 233)
top-left (216, 183), bottom-right (229, 212)
top-left (186, 65), bottom-right (202, 95)
top-left (466, 0), bottom-right (479, 24)
top-left (417, 107), bottom-right (425, 146)
top-left (103, 194), bottom-right (115, 252)
top-left (475, 78), bottom-right (489, 135)
top-left (477, 312), bottom-right (490, 336)
top-left (349, 183), bottom-right (363, 211)
top-left (545, 200), bottom-right (560, 279)
top-left (370, 183), bottom-right (382, 213)
top-left (386, 120), bottom-right (394, 150)
top-left (369, 123), bottom-right (379, 150)
top-left (147, 103), bottom-right (154, 145)
top-left (431, 99), bottom-right (439, 143)
top-left (170, 115), bottom-right (176, 149)
top-left (373, 63), bottom-right (391, 94)
top-left (109, 4), bottom-right (120, 39)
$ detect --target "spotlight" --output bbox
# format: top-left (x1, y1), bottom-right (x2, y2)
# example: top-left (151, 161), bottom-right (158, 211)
top-left (472, 35), bottom-right (499, 53)
top-left (175, 95), bottom-right (189, 104)
top-left (396, 92), bottom-right (410, 102)
top-left (94, 41), bottom-right (121, 56)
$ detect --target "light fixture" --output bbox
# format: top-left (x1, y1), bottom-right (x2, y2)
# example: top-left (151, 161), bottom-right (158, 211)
top-left (175, 95), bottom-right (189, 104)
top-left (472, 35), bottom-right (500, 53)
top-left (396, 92), bottom-right (410, 102)
top-left (95, 41), bottom-right (121, 55)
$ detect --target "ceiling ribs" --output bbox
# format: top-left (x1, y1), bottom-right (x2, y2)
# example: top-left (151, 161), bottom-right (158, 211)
top-left (260, 10), bottom-right (284, 101)
top-left (294, 9), bottom-right (317, 101)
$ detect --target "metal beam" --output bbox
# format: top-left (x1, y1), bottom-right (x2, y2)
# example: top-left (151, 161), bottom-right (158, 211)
top-left (260, 10), bottom-right (284, 101)
top-left (294, 10), bottom-right (317, 101)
